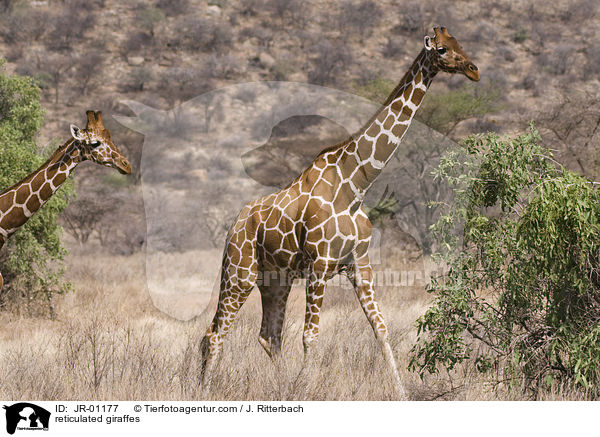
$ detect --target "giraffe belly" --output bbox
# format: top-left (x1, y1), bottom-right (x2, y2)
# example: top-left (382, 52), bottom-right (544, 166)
top-left (257, 232), bottom-right (304, 274)
top-left (251, 185), bottom-right (366, 277)
top-left (258, 226), bottom-right (359, 278)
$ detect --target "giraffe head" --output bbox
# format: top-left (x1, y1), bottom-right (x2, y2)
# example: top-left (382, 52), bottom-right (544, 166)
top-left (424, 26), bottom-right (480, 82)
top-left (70, 110), bottom-right (132, 174)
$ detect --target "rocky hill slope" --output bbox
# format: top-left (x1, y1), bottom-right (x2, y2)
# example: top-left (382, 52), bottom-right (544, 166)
top-left (0, 0), bottom-right (598, 254)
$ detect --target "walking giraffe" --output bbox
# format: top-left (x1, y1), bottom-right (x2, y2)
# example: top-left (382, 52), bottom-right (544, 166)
top-left (0, 110), bottom-right (132, 290)
top-left (201, 27), bottom-right (480, 398)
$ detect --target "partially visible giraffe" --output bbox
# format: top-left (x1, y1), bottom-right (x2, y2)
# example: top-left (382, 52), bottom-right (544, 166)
top-left (201, 27), bottom-right (480, 398)
top-left (0, 110), bottom-right (132, 290)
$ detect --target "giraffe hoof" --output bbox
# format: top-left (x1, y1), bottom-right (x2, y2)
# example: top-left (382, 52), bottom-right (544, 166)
top-left (258, 336), bottom-right (274, 358)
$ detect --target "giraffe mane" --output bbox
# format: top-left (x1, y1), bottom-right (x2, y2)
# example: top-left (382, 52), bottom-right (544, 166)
top-left (315, 48), bottom-right (427, 159)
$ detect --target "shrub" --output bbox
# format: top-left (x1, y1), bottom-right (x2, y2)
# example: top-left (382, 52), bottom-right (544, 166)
top-left (352, 73), bottom-right (394, 102)
top-left (234, 87), bottom-right (257, 104)
top-left (0, 7), bottom-right (48, 43)
top-left (498, 46), bottom-right (516, 62)
top-left (382, 38), bottom-right (405, 59)
top-left (383, 122), bottom-right (456, 255)
top-left (0, 0), bottom-right (17, 12)
top-left (393, 3), bottom-right (426, 35)
top-left (156, 67), bottom-right (213, 104)
top-left (121, 66), bottom-right (154, 93)
top-left (235, 0), bottom-right (265, 16)
top-left (155, 0), bottom-right (189, 16)
top-left (585, 45), bottom-right (600, 80)
top-left (534, 89), bottom-right (600, 179)
top-left (239, 26), bottom-right (273, 48)
top-left (5, 45), bottom-right (23, 63)
top-left (172, 16), bottom-right (233, 53)
top-left (73, 50), bottom-right (106, 95)
top-left (512, 29), bottom-right (528, 43)
top-left (265, 0), bottom-right (306, 27)
top-left (203, 54), bottom-right (243, 80)
top-left (560, 0), bottom-right (597, 24)
top-left (137, 5), bottom-right (164, 37)
top-left (536, 44), bottom-right (576, 76)
top-left (417, 82), bottom-right (503, 136)
top-left (520, 76), bottom-right (537, 91)
top-left (410, 127), bottom-right (600, 397)
top-left (335, 0), bottom-right (382, 41)
top-left (14, 54), bottom-right (53, 92)
top-left (62, 195), bottom-right (115, 246)
top-left (307, 40), bottom-right (354, 86)
top-left (270, 60), bottom-right (296, 81)
top-left (37, 53), bottom-right (75, 104)
top-left (45, 7), bottom-right (97, 51)
top-left (121, 30), bottom-right (154, 55)
top-left (0, 61), bottom-right (73, 315)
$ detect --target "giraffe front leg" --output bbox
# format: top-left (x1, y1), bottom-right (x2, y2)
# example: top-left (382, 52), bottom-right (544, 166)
top-left (291, 270), bottom-right (326, 392)
top-left (349, 257), bottom-right (408, 400)
top-left (0, 272), bottom-right (3, 291)
top-left (302, 273), bottom-right (326, 358)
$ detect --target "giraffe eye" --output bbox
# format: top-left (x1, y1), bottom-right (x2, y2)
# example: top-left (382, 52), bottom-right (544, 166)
top-left (437, 47), bottom-right (447, 55)
top-left (90, 141), bottom-right (101, 148)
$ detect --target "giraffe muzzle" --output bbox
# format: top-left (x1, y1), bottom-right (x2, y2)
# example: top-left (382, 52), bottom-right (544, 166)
top-left (115, 158), bottom-right (132, 175)
top-left (465, 63), bottom-right (480, 81)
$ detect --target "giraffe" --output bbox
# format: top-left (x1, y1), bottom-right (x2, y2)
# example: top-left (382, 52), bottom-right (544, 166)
top-left (200, 27), bottom-right (480, 398)
top-left (0, 110), bottom-right (132, 291)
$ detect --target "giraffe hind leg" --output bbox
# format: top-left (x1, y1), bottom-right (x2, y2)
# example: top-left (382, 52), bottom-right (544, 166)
top-left (201, 245), bottom-right (258, 395)
top-left (285, 268), bottom-right (328, 394)
top-left (257, 277), bottom-right (292, 358)
top-left (201, 281), bottom-right (255, 395)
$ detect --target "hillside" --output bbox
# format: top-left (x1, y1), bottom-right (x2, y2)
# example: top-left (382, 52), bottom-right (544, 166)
top-left (1, 0), bottom-right (598, 255)
top-left (0, 0), bottom-right (599, 401)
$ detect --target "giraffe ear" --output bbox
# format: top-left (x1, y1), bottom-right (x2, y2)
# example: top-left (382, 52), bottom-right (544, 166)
top-left (70, 124), bottom-right (83, 140)
top-left (424, 36), bottom-right (433, 51)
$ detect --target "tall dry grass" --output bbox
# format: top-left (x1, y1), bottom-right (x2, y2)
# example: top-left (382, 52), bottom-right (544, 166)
top-left (0, 244), bottom-right (589, 400)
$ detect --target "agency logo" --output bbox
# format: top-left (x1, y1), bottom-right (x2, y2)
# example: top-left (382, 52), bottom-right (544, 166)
top-left (3, 403), bottom-right (50, 435)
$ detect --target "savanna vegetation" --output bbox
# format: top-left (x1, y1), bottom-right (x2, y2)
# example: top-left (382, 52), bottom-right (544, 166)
top-left (0, 61), bottom-right (72, 316)
top-left (411, 127), bottom-right (600, 398)
top-left (0, 0), bottom-right (599, 400)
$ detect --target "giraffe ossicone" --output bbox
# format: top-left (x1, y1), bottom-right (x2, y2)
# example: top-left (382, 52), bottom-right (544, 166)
top-left (0, 110), bottom-right (132, 291)
top-left (200, 27), bottom-right (479, 399)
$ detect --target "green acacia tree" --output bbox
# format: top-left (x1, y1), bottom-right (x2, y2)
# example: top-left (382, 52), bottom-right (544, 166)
top-left (0, 60), bottom-right (73, 315)
top-left (417, 82), bottom-right (503, 136)
top-left (409, 126), bottom-right (600, 397)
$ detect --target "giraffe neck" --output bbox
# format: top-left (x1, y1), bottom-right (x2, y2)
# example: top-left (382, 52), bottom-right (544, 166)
top-left (338, 48), bottom-right (436, 193)
top-left (0, 139), bottom-right (81, 241)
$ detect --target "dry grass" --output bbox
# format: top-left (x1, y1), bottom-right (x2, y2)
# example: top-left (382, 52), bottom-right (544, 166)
top-left (0, 246), bottom-right (587, 400)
